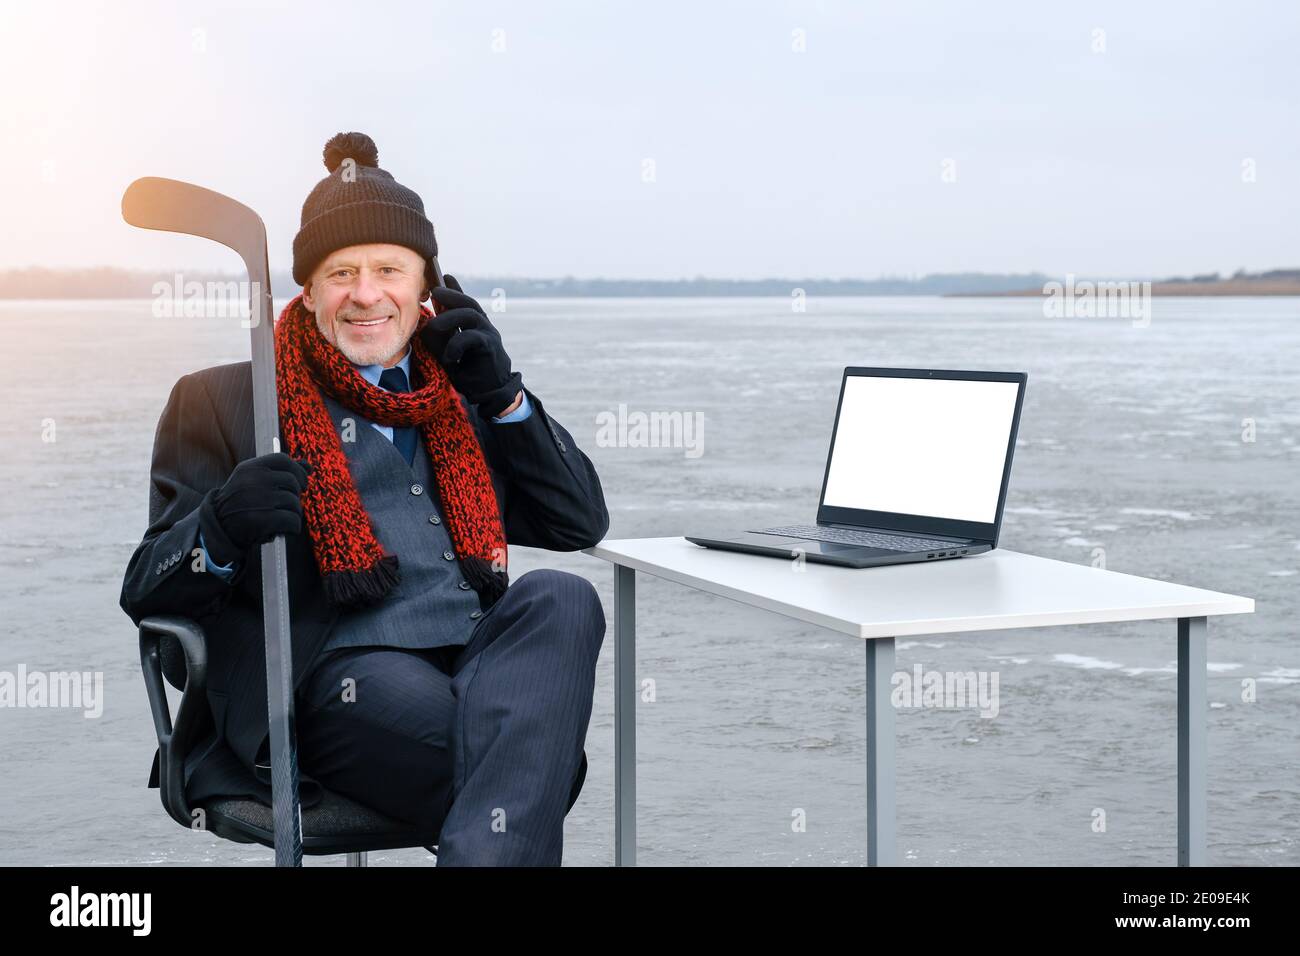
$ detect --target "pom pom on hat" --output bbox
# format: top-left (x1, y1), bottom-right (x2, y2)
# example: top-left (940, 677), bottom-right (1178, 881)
top-left (322, 132), bottom-right (380, 173)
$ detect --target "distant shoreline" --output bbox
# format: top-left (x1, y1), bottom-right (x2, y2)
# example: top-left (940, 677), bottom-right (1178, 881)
top-left (0, 268), bottom-right (1050, 299)
top-left (950, 278), bottom-right (1300, 297)
top-left (2, 268), bottom-right (1297, 299)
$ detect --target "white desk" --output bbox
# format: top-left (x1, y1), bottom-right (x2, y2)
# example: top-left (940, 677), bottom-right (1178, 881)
top-left (580, 537), bottom-right (1255, 866)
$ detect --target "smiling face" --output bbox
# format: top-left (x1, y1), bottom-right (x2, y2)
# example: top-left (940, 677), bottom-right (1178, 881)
top-left (302, 243), bottom-right (430, 368)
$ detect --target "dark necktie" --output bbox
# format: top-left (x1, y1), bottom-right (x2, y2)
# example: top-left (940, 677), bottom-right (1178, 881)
top-left (378, 366), bottom-right (417, 466)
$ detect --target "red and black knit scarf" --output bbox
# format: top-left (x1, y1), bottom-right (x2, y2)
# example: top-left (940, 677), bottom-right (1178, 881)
top-left (274, 293), bottom-right (508, 611)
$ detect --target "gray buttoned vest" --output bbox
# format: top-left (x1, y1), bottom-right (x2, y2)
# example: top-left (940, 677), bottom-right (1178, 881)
top-left (317, 393), bottom-right (488, 655)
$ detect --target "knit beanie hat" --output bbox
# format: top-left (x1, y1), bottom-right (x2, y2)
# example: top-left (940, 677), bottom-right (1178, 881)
top-left (291, 131), bottom-right (438, 286)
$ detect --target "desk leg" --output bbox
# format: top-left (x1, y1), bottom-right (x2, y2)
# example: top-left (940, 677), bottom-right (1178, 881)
top-left (866, 636), bottom-right (897, 866)
top-left (1177, 616), bottom-right (1207, 867)
top-left (614, 564), bottom-right (636, 866)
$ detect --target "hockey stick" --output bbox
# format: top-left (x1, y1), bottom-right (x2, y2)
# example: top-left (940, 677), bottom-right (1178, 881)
top-left (122, 177), bottom-right (303, 867)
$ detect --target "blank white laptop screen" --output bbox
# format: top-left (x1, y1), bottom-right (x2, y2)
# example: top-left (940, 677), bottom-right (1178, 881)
top-left (821, 376), bottom-right (1020, 524)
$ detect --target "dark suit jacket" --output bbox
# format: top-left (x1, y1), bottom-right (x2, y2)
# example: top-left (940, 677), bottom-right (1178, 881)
top-left (119, 360), bottom-right (609, 802)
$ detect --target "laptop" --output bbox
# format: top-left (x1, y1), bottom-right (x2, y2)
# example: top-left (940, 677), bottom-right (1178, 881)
top-left (685, 367), bottom-right (1028, 568)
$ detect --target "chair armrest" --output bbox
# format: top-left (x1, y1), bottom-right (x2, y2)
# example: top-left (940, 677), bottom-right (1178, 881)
top-left (139, 615), bottom-right (209, 827)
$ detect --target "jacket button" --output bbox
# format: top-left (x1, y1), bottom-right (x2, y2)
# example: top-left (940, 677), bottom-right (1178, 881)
top-left (469, 610), bottom-right (482, 620)
top-left (155, 563), bottom-right (162, 574)
top-left (443, 550), bottom-right (455, 560)
top-left (458, 581), bottom-right (471, 590)
top-left (411, 483), bottom-right (423, 495)
top-left (428, 514), bottom-right (441, 525)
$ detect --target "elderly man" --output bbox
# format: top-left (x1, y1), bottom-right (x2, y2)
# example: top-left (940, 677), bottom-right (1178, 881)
top-left (119, 132), bottom-right (609, 866)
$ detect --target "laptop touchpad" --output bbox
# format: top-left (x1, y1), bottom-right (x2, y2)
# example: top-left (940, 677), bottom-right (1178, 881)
top-left (730, 532), bottom-right (892, 558)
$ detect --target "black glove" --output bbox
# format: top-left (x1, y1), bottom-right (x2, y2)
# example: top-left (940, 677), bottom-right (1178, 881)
top-left (198, 452), bottom-right (311, 567)
top-left (420, 273), bottom-right (523, 418)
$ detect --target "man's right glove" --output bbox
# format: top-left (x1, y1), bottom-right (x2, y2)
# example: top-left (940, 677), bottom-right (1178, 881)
top-left (198, 452), bottom-right (311, 567)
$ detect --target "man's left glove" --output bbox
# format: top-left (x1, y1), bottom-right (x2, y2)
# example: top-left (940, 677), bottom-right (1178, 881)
top-left (420, 273), bottom-right (523, 418)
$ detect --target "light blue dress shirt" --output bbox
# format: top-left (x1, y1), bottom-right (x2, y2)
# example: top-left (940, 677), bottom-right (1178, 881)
top-left (200, 345), bottom-right (529, 578)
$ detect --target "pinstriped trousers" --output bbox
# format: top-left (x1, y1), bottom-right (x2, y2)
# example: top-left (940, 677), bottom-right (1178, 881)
top-left (295, 568), bottom-right (606, 866)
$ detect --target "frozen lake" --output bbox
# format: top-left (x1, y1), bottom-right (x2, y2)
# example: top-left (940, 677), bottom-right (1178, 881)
top-left (0, 294), bottom-right (1295, 865)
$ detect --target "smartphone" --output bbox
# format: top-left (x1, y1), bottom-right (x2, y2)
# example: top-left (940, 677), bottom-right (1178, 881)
top-left (426, 255), bottom-right (444, 293)
top-left (425, 255), bottom-right (463, 335)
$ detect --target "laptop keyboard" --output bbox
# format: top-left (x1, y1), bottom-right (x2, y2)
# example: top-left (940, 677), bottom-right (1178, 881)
top-left (755, 524), bottom-right (966, 553)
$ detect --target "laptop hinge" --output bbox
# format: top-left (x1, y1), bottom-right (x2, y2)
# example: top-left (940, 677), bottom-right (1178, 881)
top-left (819, 520), bottom-right (976, 544)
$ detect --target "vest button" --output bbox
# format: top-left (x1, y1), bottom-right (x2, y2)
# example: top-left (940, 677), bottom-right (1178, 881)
top-left (428, 514), bottom-right (441, 525)
top-left (458, 581), bottom-right (471, 590)
top-left (410, 483), bottom-right (423, 496)
top-left (443, 550), bottom-right (455, 560)
top-left (469, 610), bottom-right (482, 620)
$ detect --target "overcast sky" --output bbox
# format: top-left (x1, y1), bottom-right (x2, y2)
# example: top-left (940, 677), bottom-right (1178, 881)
top-left (2, 0), bottom-right (1296, 280)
